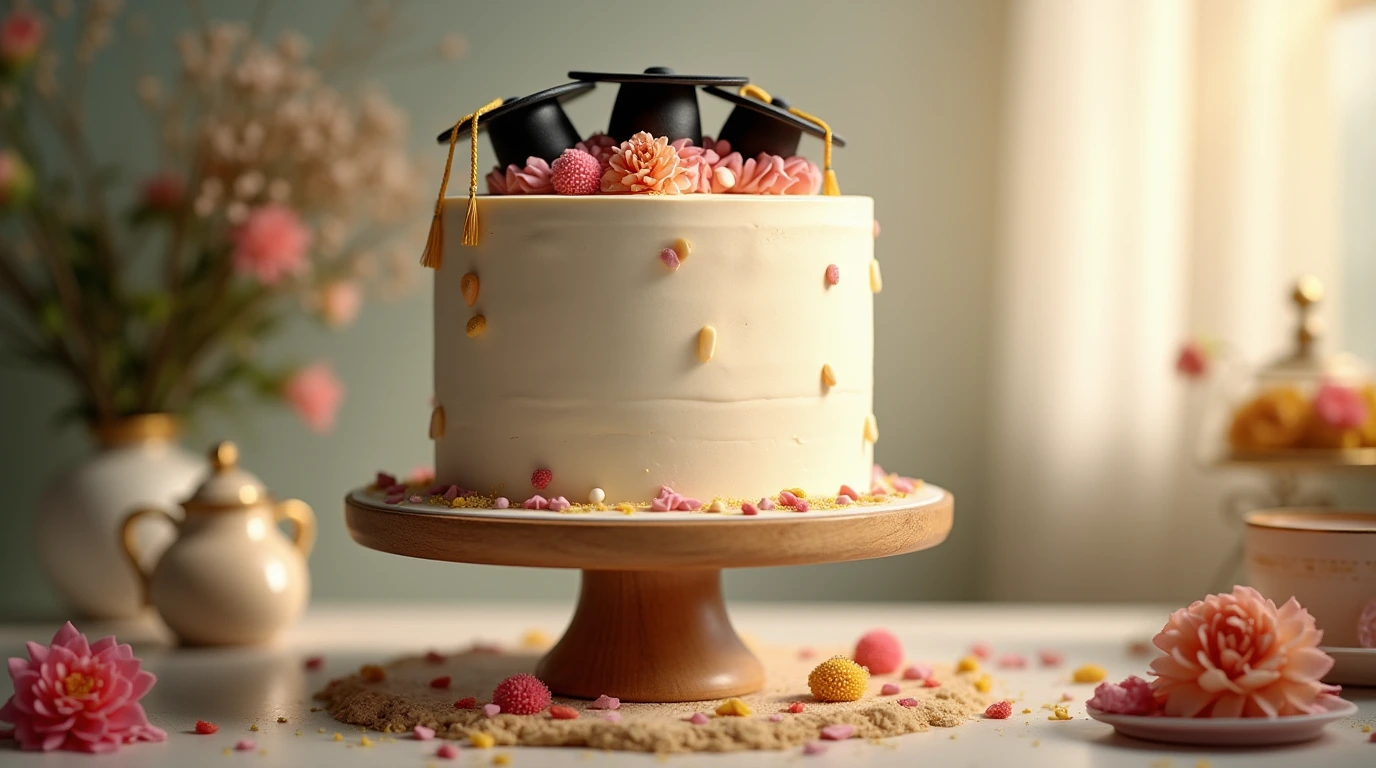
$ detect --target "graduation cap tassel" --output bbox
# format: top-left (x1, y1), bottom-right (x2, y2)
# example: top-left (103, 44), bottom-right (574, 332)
top-left (421, 97), bottom-right (504, 269)
top-left (737, 85), bottom-right (840, 196)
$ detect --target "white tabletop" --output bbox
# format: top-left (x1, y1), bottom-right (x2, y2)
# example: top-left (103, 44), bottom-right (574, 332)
top-left (0, 603), bottom-right (1371, 767)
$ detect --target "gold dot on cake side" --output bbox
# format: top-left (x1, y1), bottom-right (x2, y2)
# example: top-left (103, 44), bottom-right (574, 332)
top-left (869, 260), bottom-right (883, 293)
top-left (864, 414), bottom-right (879, 444)
top-left (461, 273), bottom-right (480, 307)
top-left (821, 364), bottom-right (837, 389)
top-left (428, 406), bottom-right (445, 439)
top-left (466, 315), bottom-right (487, 337)
top-left (698, 325), bottom-right (717, 363)
top-left (673, 238), bottom-right (692, 262)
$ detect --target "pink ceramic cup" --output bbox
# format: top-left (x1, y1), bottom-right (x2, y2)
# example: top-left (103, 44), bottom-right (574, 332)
top-left (1244, 510), bottom-right (1376, 648)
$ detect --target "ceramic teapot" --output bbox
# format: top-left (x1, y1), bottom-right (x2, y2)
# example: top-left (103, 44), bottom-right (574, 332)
top-left (121, 441), bottom-right (315, 645)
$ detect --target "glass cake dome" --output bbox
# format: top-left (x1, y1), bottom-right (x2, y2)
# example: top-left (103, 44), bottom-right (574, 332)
top-left (1201, 276), bottom-right (1376, 467)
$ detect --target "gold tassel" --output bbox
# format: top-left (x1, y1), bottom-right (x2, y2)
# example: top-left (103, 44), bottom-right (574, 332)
top-left (420, 97), bottom-right (504, 269)
top-left (737, 85), bottom-right (840, 196)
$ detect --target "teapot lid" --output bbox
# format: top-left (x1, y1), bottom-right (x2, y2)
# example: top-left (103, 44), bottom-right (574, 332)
top-left (1257, 276), bottom-right (1371, 384)
top-left (184, 442), bottom-right (270, 511)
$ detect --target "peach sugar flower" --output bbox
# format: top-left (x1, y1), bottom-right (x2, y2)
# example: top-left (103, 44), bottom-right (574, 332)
top-left (600, 132), bottom-right (691, 195)
top-left (281, 362), bottom-right (344, 433)
top-left (231, 204), bottom-right (311, 285)
top-left (1148, 586), bottom-right (1336, 718)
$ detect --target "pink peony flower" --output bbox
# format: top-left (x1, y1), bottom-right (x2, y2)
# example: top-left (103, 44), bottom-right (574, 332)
top-left (1176, 341), bottom-right (1210, 378)
top-left (670, 139), bottom-right (719, 194)
top-left (1314, 381), bottom-right (1368, 430)
top-left (0, 11), bottom-right (44, 71)
top-left (0, 149), bottom-right (34, 209)
top-left (282, 362), bottom-right (344, 433)
top-left (1087, 675), bottom-right (1160, 715)
top-left (139, 173), bottom-right (185, 212)
top-left (601, 132), bottom-right (691, 195)
top-left (574, 133), bottom-right (618, 172)
top-left (0, 622), bottom-right (165, 753)
top-left (1149, 586), bottom-right (1336, 718)
top-left (232, 204), bottom-right (311, 286)
top-left (318, 280), bottom-right (361, 328)
top-left (504, 157), bottom-right (553, 194)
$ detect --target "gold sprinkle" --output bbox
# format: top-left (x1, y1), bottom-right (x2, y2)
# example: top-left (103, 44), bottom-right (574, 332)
top-left (715, 698), bottom-right (753, 716)
top-left (258, 749), bottom-right (268, 756)
top-left (466, 314), bottom-right (487, 337)
top-left (317, 728), bottom-right (326, 734)
top-left (277, 716), bottom-right (288, 723)
top-left (493, 754), bottom-right (512, 766)
top-left (1072, 664), bottom-right (1107, 683)
top-left (295, 729), bottom-right (302, 736)
top-left (429, 405), bottom-right (446, 439)
top-left (223, 747), bottom-right (231, 756)
top-left (333, 732), bottom-right (343, 741)
top-left (863, 414), bottom-right (879, 444)
top-left (360, 735), bottom-right (374, 747)
top-left (461, 272), bottom-right (480, 307)
top-left (249, 724), bottom-right (259, 732)
top-left (1048, 705), bottom-right (1072, 721)
top-left (956, 656), bottom-right (979, 673)
top-left (616, 503), bottom-right (635, 515)
top-left (698, 325), bottom-right (717, 362)
top-left (869, 259), bottom-right (883, 293)
top-left (975, 674), bottom-right (992, 693)
top-left (821, 363), bottom-right (837, 388)
top-left (522, 629), bottom-right (552, 648)
top-left (673, 238), bottom-right (692, 262)
top-left (1021, 708), bottom-right (1031, 714)
top-left (471, 732), bottom-right (496, 749)
top-left (787, 487), bottom-right (807, 498)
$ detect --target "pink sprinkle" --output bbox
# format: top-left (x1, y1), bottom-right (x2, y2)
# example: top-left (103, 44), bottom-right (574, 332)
top-left (881, 683), bottom-right (901, 695)
top-left (893, 477), bottom-right (917, 493)
top-left (688, 713), bottom-right (709, 725)
top-left (902, 665), bottom-right (932, 681)
top-left (443, 485), bottom-right (460, 501)
top-left (838, 484), bottom-right (861, 500)
top-left (385, 493), bottom-right (405, 505)
top-left (794, 500), bottom-right (810, 512)
top-left (409, 494), bottom-right (424, 503)
top-left (798, 648), bottom-right (816, 660)
top-left (413, 725), bottom-right (435, 740)
top-left (997, 653), bottom-right (1027, 669)
top-left (660, 248), bottom-right (681, 271)
top-left (589, 694), bottom-right (620, 710)
top-left (604, 711), bottom-right (622, 723)
top-left (1039, 649), bottom-right (1064, 667)
top-left (375, 472), bottom-right (397, 489)
top-left (820, 724), bottom-right (855, 741)
top-left (923, 678), bottom-right (941, 688)
top-left (970, 642), bottom-right (992, 660)
top-left (872, 219), bottom-right (881, 238)
top-left (547, 496), bottom-right (571, 512)
top-left (304, 656), bottom-right (324, 670)
top-left (835, 495), bottom-right (851, 506)
top-left (235, 739), bottom-right (256, 751)
top-left (742, 502), bottom-right (759, 515)
top-left (769, 714), bottom-right (784, 722)
top-left (788, 702), bottom-right (806, 714)
top-left (898, 698), bottom-right (919, 708)
top-left (523, 495), bottom-right (549, 510)
top-left (758, 497), bottom-right (777, 511)
top-left (483, 703), bottom-right (501, 718)
top-left (825, 264), bottom-right (840, 286)
top-left (384, 483), bottom-right (408, 495)
top-left (494, 497), bottom-right (510, 509)
top-left (425, 651), bottom-right (446, 664)
top-left (780, 490), bottom-right (800, 507)
top-left (803, 741), bottom-right (828, 755)
top-left (436, 742), bottom-right (459, 759)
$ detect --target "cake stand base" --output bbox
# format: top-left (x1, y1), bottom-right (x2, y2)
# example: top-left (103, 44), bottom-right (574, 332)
top-left (344, 485), bottom-right (953, 702)
top-left (536, 569), bottom-right (761, 702)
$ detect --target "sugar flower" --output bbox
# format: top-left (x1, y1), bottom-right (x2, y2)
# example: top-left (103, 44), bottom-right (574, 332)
top-left (0, 149), bottom-right (34, 209)
top-left (0, 622), bottom-right (165, 753)
top-left (282, 362), bottom-right (344, 433)
top-left (485, 166), bottom-right (508, 195)
top-left (1313, 381), bottom-right (1368, 430)
top-left (601, 132), bottom-right (691, 195)
top-left (574, 133), bottom-right (618, 172)
top-left (232, 204), bottom-right (311, 286)
top-left (1149, 586), bottom-right (1336, 718)
top-left (0, 10), bottom-right (44, 72)
top-left (505, 157), bottom-right (553, 194)
top-left (670, 139), bottom-right (719, 194)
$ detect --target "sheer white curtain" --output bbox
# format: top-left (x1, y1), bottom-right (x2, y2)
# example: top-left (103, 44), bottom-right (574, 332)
top-left (985, 0), bottom-right (1341, 601)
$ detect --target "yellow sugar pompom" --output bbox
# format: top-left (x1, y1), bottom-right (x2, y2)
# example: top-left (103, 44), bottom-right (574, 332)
top-left (715, 698), bottom-right (753, 717)
top-left (808, 656), bottom-right (870, 702)
top-left (1072, 663), bottom-right (1107, 683)
top-left (974, 673), bottom-right (992, 693)
top-left (956, 656), bottom-right (980, 673)
top-left (470, 732), bottom-right (496, 749)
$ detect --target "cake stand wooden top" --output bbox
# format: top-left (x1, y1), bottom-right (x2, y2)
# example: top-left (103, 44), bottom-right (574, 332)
top-left (344, 486), bottom-right (953, 571)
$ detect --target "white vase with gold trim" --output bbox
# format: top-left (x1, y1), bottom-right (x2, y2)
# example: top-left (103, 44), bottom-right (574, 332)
top-left (34, 414), bottom-right (205, 619)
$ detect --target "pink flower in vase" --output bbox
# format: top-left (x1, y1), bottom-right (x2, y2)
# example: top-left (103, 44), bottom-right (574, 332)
top-left (139, 173), bottom-right (185, 212)
top-left (1313, 381), bottom-right (1368, 430)
top-left (232, 204), bottom-right (312, 286)
top-left (0, 149), bottom-right (34, 209)
top-left (1149, 586), bottom-right (1336, 718)
top-left (0, 621), bottom-right (166, 753)
top-left (0, 11), bottom-right (44, 71)
top-left (318, 280), bottom-right (362, 328)
top-left (282, 362), bottom-right (344, 433)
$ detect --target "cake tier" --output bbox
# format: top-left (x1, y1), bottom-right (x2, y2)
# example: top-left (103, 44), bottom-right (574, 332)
top-left (434, 195), bottom-right (875, 503)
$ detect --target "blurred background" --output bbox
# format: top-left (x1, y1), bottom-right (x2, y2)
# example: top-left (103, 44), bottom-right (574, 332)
top-left (0, 0), bottom-right (1372, 621)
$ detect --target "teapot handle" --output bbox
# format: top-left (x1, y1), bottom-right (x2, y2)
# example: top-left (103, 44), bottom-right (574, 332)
top-left (120, 507), bottom-right (178, 606)
top-left (275, 499), bottom-right (317, 557)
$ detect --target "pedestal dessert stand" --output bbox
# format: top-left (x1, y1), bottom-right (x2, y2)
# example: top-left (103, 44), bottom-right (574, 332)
top-left (344, 486), bottom-right (953, 703)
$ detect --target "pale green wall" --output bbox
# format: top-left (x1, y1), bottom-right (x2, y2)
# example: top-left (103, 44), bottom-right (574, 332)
top-left (0, 0), bottom-right (1006, 617)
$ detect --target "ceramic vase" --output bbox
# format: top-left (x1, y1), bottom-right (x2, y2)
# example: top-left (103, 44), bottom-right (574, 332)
top-left (34, 415), bottom-right (204, 619)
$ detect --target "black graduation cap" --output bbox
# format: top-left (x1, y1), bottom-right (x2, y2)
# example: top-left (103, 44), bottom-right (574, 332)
top-left (703, 86), bottom-right (846, 159)
top-left (435, 81), bottom-right (595, 169)
top-left (568, 67), bottom-right (747, 145)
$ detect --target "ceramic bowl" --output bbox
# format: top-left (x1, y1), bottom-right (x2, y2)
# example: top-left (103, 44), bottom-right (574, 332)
top-left (1244, 509), bottom-right (1376, 649)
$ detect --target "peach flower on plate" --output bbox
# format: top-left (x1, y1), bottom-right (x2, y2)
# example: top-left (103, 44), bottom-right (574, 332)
top-left (1149, 585), bottom-right (1336, 718)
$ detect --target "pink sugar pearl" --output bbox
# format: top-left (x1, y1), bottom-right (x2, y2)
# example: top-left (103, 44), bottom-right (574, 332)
top-left (491, 673), bottom-right (551, 715)
top-left (853, 629), bottom-right (904, 675)
top-left (551, 149), bottom-right (600, 195)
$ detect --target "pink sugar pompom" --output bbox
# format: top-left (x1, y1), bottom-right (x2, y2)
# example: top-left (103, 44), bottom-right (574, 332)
top-left (523, 495), bottom-right (548, 510)
top-left (551, 149), bottom-right (601, 196)
top-left (742, 502), bottom-right (759, 516)
top-left (491, 673), bottom-right (551, 715)
top-left (853, 629), bottom-right (904, 675)
top-left (758, 497), bottom-right (777, 510)
top-left (660, 247), bottom-right (681, 270)
top-left (1087, 675), bottom-right (1160, 716)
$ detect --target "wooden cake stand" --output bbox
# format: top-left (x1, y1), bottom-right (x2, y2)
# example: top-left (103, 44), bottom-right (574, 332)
top-left (344, 487), bottom-right (953, 703)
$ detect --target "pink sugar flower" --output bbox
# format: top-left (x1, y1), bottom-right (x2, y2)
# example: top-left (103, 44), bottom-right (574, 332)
top-left (1087, 675), bottom-right (1160, 716)
top-left (281, 362), bottom-right (344, 433)
top-left (232, 204), bottom-right (311, 286)
top-left (574, 133), bottom-right (618, 172)
top-left (504, 157), bottom-right (554, 194)
top-left (670, 139), bottom-right (720, 194)
top-left (0, 622), bottom-right (166, 753)
top-left (779, 156), bottom-right (823, 195)
top-left (1314, 381), bottom-right (1368, 430)
top-left (601, 132), bottom-right (691, 195)
top-left (0, 10), bottom-right (44, 71)
top-left (1149, 586), bottom-right (1336, 718)
top-left (139, 173), bottom-right (185, 212)
top-left (485, 166), bottom-right (509, 195)
top-left (318, 280), bottom-right (362, 328)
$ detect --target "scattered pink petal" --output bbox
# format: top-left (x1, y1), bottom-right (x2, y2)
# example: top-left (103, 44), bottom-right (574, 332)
top-left (483, 704), bottom-right (501, 718)
top-left (897, 697), bottom-right (919, 708)
top-left (660, 248), bottom-right (681, 271)
top-left (923, 678), bottom-right (941, 688)
top-left (780, 490), bottom-right (800, 507)
top-left (835, 495), bottom-right (851, 506)
top-left (794, 500), bottom-right (810, 512)
top-left (589, 695), bottom-right (620, 710)
top-left (384, 484), bottom-right (408, 495)
top-left (970, 642), bottom-right (992, 660)
top-left (443, 485), bottom-right (460, 501)
top-left (742, 502), bottom-right (759, 515)
top-left (881, 683), bottom-right (901, 695)
top-left (997, 653), bottom-right (1027, 669)
top-left (803, 741), bottom-right (828, 755)
top-left (688, 712), bottom-right (709, 725)
top-left (523, 495), bottom-right (549, 510)
top-left (494, 497), bottom-right (510, 509)
top-left (413, 725), bottom-right (435, 740)
top-left (547, 496), bottom-right (571, 512)
top-left (436, 742), bottom-right (459, 759)
top-left (603, 712), bottom-right (622, 723)
top-left (427, 483), bottom-right (449, 496)
top-left (304, 656), bottom-right (324, 670)
top-left (769, 713), bottom-right (784, 722)
top-left (820, 724), bottom-right (855, 741)
top-left (902, 665), bottom-right (932, 681)
top-left (1175, 341), bottom-right (1210, 378)
top-left (893, 477), bottom-right (918, 493)
top-left (1038, 649), bottom-right (1064, 667)
top-left (758, 497), bottom-right (777, 511)
top-left (788, 702), bottom-right (806, 714)
top-left (236, 739), bottom-right (256, 751)
top-left (838, 484), bottom-right (861, 500)
top-left (384, 494), bottom-right (405, 505)
top-left (375, 472), bottom-right (397, 489)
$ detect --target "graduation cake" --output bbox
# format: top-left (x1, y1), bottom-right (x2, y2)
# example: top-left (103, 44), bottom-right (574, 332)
top-left (401, 67), bottom-right (914, 512)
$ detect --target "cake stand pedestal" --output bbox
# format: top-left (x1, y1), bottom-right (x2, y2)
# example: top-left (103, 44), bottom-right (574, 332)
top-left (344, 487), bottom-right (953, 703)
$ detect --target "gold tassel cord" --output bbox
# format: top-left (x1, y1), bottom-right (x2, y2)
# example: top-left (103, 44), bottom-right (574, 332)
top-left (419, 97), bottom-right (504, 269)
top-left (737, 84), bottom-right (840, 196)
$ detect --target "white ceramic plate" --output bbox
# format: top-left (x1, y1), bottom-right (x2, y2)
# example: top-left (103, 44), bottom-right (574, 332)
top-left (1321, 646), bottom-right (1376, 686)
top-left (1086, 696), bottom-right (1357, 746)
